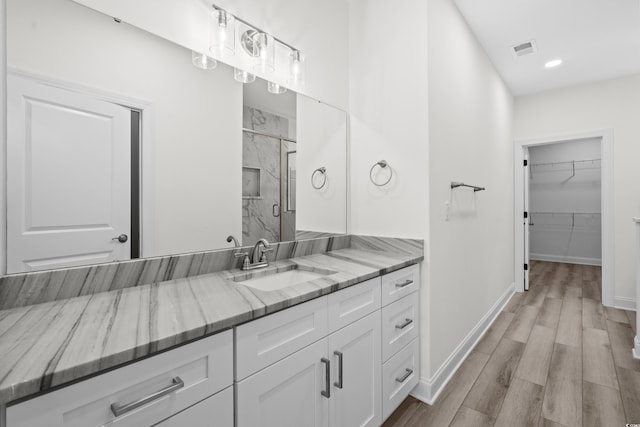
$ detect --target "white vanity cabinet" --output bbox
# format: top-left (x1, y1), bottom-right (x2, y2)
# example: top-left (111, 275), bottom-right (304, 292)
top-left (5, 331), bottom-right (233, 427)
top-left (235, 276), bottom-right (383, 427)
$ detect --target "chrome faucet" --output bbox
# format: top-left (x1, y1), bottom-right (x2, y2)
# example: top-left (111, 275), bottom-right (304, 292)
top-left (234, 238), bottom-right (273, 271)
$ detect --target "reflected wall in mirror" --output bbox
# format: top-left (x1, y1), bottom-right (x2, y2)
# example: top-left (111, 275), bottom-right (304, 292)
top-left (4, 0), bottom-right (347, 274)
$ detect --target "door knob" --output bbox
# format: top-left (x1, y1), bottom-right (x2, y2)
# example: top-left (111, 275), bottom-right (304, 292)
top-left (112, 234), bottom-right (128, 243)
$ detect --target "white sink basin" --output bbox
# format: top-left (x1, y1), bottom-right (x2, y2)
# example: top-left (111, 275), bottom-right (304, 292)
top-left (235, 267), bottom-right (334, 291)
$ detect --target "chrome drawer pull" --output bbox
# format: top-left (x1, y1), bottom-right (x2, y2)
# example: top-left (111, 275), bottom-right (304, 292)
top-left (395, 279), bottom-right (413, 288)
top-left (395, 318), bottom-right (413, 329)
top-left (110, 376), bottom-right (184, 417)
top-left (395, 368), bottom-right (413, 383)
top-left (334, 351), bottom-right (344, 389)
top-left (321, 358), bottom-right (331, 398)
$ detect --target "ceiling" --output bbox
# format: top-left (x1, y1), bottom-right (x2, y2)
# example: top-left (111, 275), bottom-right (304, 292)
top-left (453, 0), bottom-right (640, 96)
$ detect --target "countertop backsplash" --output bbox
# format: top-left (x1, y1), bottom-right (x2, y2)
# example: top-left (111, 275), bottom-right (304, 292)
top-left (0, 235), bottom-right (422, 310)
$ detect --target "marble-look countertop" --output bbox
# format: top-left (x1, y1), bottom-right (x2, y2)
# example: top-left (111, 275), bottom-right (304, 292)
top-left (0, 247), bottom-right (422, 406)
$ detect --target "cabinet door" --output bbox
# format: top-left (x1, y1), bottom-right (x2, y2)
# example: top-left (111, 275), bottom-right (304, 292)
top-left (236, 339), bottom-right (329, 427)
top-left (328, 311), bottom-right (381, 427)
top-left (152, 386), bottom-right (233, 427)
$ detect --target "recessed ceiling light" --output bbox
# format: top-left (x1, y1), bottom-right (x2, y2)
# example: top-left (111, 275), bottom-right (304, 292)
top-left (545, 59), bottom-right (563, 68)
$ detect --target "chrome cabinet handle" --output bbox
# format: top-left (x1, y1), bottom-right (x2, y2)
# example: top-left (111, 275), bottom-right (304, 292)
top-left (395, 318), bottom-right (413, 329)
top-left (395, 368), bottom-right (413, 383)
top-left (321, 358), bottom-right (330, 398)
top-left (110, 376), bottom-right (184, 417)
top-left (395, 279), bottom-right (413, 288)
top-left (112, 234), bottom-right (128, 243)
top-left (334, 351), bottom-right (343, 389)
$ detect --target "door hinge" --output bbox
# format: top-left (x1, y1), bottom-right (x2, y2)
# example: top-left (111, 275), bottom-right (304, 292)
top-left (523, 159), bottom-right (528, 167)
top-left (524, 211), bottom-right (528, 219)
top-left (524, 263), bottom-right (529, 271)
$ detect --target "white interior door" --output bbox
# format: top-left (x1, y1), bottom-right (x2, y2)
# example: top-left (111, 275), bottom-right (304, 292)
top-left (524, 147), bottom-right (531, 291)
top-left (7, 74), bottom-right (132, 273)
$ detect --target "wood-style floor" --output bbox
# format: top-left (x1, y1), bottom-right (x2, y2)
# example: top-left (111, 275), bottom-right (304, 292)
top-left (383, 261), bottom-right (640, 427)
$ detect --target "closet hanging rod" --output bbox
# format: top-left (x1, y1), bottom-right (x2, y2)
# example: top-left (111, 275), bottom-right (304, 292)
top-left (530, 211), bottom-right (601, 215)
top-left (530, 158), bottom-right (601, 168)
top-left (451, 181), bottom-right (485, 192)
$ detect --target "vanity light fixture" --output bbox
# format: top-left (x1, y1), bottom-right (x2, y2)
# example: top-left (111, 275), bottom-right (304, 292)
top-left (267, 81), bottom-right (287, 94)
top-left (234, 68), bottom-right (256, 83)
top-left (191, 51), bottom-right (217, 70)
top-left (544, 59), bottom-right (563, 68)
top-left (209, 3), bottom-right (305, 86)
top-left (210, 8), bottom-right (235, 57)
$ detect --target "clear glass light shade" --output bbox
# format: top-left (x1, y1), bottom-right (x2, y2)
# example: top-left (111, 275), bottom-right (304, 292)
top-left (191, 51), bottom-right (217, 70)
top-left (267, 81), bottom-right (287, 94)
top-left (234, 68), bottom-right (256, 83)
top-left (252, 32), bottom-right (275, 73)
top-left (209, 9), bottom-right (235, 57)
top-left (289, 51), bottom-right (305, 85)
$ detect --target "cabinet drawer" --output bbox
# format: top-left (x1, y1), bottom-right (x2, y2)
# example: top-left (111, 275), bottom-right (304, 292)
top-left (235, 296), bottom-right (328, 381)
top-left (6, 330), bottom-right (233, 427)
top-left (381, 264), bottom-right (419, 306)
top-left (382, 338), bottom-right (420, 422)
top-left (327, 277), bottom-right (381, 333)
top-left (381, 292), bottom-right (419, 362)
top-left (153, 386), bottom-right (233, 427)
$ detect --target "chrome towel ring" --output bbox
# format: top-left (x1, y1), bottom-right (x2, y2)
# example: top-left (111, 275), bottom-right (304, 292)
top-left (311, 167), bottom-right (327, 189)
top-left (369, 160), bottom-right (393, 186)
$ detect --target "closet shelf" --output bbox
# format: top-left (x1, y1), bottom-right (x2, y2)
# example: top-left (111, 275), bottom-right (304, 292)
top-left (530, 158), bottom-right (601, 168)
top-left (529, 158), bottom-right (600, 179)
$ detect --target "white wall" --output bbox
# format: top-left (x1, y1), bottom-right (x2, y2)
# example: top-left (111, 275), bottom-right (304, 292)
top-left (347, 0), bottom-right (430, 379)
top-left (529, 139), bottom-right (602, 265)
top-left (296, 96), bottom-right (347, 234)
top-left (71, 0), bottom-right (349, 111)
top-left (7, 0), bottom-right (243, 257)
top-left (427, 0), bottom-right (514, 378)
top-left (515, 74), bottom-right (640, 301)
top-left (0, 0), bottom-right (5, 274)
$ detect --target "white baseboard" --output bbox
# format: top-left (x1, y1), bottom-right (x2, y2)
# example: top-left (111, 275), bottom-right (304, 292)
top-left (634, 336), bottom-right (640, 360)
top-left (410, 283), bottom-right (515, 405)
top-left (530, 253), bottom-right (601, 266)
top-left (613, 296), bottom-right (636, 311)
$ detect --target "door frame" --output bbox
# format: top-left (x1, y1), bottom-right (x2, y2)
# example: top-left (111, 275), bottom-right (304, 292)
top-left (514, 128), bottom-right (614, 306)
top-left (3, 68), bottom-right (157, 271)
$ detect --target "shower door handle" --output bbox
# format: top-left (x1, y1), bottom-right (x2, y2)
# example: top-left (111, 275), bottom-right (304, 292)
top-left (272, 204), bottom-right (280, 217)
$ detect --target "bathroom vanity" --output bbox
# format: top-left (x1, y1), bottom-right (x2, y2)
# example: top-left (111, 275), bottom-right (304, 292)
top-left (0, 236), bottom-right (423, 426)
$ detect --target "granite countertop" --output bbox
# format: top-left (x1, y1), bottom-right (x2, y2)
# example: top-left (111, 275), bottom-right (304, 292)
top-left (0, 247), bottom-right (422, 406)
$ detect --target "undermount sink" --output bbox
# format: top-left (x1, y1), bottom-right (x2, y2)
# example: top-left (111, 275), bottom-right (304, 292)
top-left (234, 265), bottom-right (336, 292)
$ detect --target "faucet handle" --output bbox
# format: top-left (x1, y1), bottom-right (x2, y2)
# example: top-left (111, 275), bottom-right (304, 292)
top-left (234, 251), bottom-right (250, 269)
top-left (259, 247), bottom-right (274, 262)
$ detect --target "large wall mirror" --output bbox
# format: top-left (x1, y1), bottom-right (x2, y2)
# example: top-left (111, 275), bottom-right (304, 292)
top-left (4, 0), bottom-right (347, 273)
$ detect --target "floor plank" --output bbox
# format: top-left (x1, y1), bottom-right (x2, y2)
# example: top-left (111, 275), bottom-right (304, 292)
top-left (542, 343), bottom-right (582, 427)
top-left (538, 418), bottom-right (567, 427)
top-left (627, 310), bottom-right (636, 334)
top-left (449, 406), bottom-right (493, 427)
top-left (582, 381), bottom-right (626, 427)
top-left (475, 311), bottom-right (515, 355)
top-left (515, 324), bottom-right (555, 386)
top-left (582, 328), bottom-right (618, 390)
top-left (582, 280), bottom-right (601, 302)
top-left (503, 292), bottom-right (524, 314)
top-left (617, 366), bottom-right (640, 423)
top-left (536, 297), bottom-right (563, 329)
top-left (494, 377), bottom-right (544, 427)
top-left (605, 306), bottom-right (630, 324)
top-left (463, 338), bottom-right (525, 419)
top-left (504, 305), bottom-right (539, 343)
top-left (381, 396), bottom-right (421, 427)
top-left (522, 284), bottom-right (549, 308)
top-left (582, 298), bottom-right (606, 331)
top-left (555, 293), bottom-right (582, 347)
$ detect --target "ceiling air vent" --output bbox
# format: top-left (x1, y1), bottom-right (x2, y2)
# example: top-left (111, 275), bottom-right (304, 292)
top-left (511, 40), bottom-right (537, 58)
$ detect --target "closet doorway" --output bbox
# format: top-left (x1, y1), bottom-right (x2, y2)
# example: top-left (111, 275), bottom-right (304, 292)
top-left (514, 129), bottom-right (614, 306)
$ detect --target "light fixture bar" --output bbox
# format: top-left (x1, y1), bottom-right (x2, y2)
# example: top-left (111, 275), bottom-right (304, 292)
top-left (210, 3), bottom-right (299, 52)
